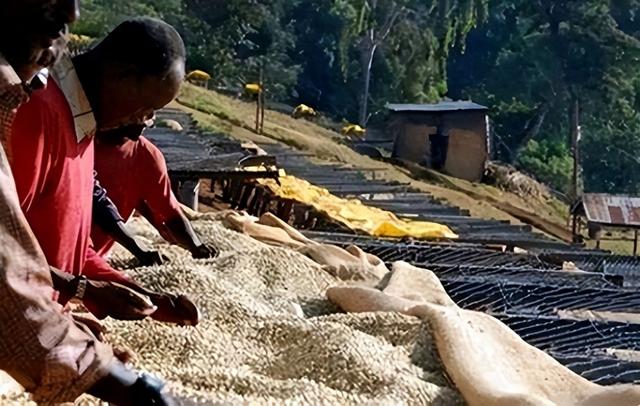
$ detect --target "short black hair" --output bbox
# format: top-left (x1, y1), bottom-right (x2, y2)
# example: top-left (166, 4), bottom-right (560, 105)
top-left (92, 17), bottom-right (185, 77)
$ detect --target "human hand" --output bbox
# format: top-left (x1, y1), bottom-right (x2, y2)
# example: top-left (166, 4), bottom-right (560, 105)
top-left (83, 281), bottom-right (157, 321)
top-left (191, 244), bottom-right (218, 259)
top-left (113, 346), bottom-right (137, 365)
top-left (137, 249), bottom-right (167, 266)
top-left (147, 293), bottom-right (201, 326)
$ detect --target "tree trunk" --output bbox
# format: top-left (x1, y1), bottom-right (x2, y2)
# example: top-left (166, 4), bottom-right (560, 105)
top-left (359, 41), bottom-right (377, 127)
top-left (570, 95), bottom-right (581, 203)
top-left (511, 103), bottom-right (550, 163)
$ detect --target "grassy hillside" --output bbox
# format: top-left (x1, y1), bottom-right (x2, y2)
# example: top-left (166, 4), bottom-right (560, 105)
top-left (176, 83), bottom-right (571, 240)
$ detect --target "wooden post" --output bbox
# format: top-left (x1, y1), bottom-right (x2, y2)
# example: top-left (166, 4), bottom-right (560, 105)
top-left (571, 213), bottom-right (578, 243)
top-left (238, 183), bottom-right (253, 210)
top-left (254, 64), bottom-right (264, 134)
top-left (259, 65), bottom-right (265, 134)
top-left (634, 230), bottom-right (639, 257)
top-left (255, 86), bottom-right (261, 133)
top-left (259, 91), bottom-right (265, 134)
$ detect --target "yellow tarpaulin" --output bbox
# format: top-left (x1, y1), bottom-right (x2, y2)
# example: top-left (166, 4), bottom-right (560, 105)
top-left (258, 174), bottom-right (458, 239)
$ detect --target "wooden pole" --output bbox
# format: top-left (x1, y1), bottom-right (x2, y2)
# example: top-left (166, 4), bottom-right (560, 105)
top-left (570, 96), bottom-right (581, 203)
top-left (255, 87), bottom-right (261, 133)
top-left (259, 91), bottom-right (265, 134)
top-left (259, 65), bottom-right (265, 134)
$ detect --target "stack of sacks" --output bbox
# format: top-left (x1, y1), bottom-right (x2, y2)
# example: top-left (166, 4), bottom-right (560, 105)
top-left (257, 175), bottom-right (458, 240)
top-left (327, 262), bottom-right (640, 406)
top-left (220, 211), bottom-right (389, 285)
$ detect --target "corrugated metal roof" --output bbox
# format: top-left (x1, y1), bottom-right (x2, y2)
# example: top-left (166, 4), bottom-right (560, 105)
top-left (582, 194), bottom-right (640, 227)
top-left (386, 101), bottom-right (488, 113)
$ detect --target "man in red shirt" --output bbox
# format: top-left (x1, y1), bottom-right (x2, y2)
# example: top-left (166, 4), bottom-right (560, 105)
top-left (9, 18), bottom-right (198, 326)
top-left (0, 2), bottom-right (175, 405)
top-left (93, 125), bottom-right (217, 266)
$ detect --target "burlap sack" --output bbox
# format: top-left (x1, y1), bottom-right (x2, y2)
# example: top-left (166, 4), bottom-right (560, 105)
top-left (327, 261), bottom-right (640, 406)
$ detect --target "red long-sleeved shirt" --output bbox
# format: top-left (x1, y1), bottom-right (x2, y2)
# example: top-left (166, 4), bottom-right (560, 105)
top-left (92, 136), bottom-right (182, 256)
top-left (0, 55), bottom-right (113, 404)
top-left (9, 79), bottom-right (132, 286)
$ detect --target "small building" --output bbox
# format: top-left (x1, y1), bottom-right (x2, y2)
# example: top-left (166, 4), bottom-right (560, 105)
top-left (387, 101), bottom-right (490, 182)
top-left (572, 194), bottom-right (640, 254)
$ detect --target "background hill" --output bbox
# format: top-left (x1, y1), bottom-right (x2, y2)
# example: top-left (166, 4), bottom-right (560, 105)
top-left (74, 1), bottom-right (640, 252)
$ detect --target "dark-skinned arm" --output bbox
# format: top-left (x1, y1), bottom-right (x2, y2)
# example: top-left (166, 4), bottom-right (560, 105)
top-left (100, 218), bottom-right (164, 266)
top-left (50, 265), bottom-right (157, 321)
top-left (137, 142), bottom-right (218, 259)
top-left (164, 213), bottom-right (217, 259)
top-left (93, 179), bottom-right (164, 266)
top-left (137, 201), bottom-right (217, 259)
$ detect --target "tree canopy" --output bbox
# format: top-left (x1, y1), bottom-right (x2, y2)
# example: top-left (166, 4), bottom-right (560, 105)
top-left (448, 0), bottom-right (640, 195)
top-left (72, 0), bottom-right (486, 117)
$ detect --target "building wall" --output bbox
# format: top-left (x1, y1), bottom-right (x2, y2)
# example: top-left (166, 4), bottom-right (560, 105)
top-left (390, 110), bottom-right (488, 181)
top-left (392, 123), bottom-right (435, 163)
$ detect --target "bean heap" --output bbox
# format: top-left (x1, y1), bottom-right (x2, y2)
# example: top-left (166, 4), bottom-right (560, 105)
top-left (2, 218), bottom-right (461, 405)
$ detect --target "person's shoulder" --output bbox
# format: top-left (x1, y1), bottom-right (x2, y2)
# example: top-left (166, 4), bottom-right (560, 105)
top-left (25, 80), bottom-right (66, 113)
top-left (13, 83), bottom-right (60, 129)
top-left (10, 80), bottom-right (68, 154)
top-left (138, 136), bottom-right (165, 159)
top-left (138, 135), bottom-right (160, 151)
top-left (138, 136), bottom-right (168, 169)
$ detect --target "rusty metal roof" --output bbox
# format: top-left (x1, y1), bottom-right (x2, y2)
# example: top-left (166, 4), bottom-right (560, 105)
top-left (581, 194), bottom-right (640, 228)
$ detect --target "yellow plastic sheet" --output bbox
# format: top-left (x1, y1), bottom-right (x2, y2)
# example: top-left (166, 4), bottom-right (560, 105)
top-left (258, 174), bottom-right (458, 239)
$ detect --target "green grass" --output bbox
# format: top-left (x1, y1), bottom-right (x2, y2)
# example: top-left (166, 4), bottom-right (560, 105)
top-left (589, 239), bottom-right (635, 256)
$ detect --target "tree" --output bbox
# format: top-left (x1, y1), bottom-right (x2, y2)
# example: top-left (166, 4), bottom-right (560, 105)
top-left (518, 138), bottom-right (572, 194)
top-left (341, 0), bottom-right (406, 125)
top-left (72, 0), bottom-right (183, 37)
top-left (448, 0), bottom-right (640, 194)
top-left (581, 97), bottom-right (640, 194)
top-left (289, 0), bottom-right (352, 116)
top-left (181, 0), bottom-right (301, 99)
top-left (336, 0), bottom-right (487, 126)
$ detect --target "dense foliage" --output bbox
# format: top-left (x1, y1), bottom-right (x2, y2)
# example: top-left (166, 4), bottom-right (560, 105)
top-left (72, 0), bottom-right (486, 118)
top-left (448, 0), bottom-right (640, 195)
top-left (74, 0), bottom-right (640, 195)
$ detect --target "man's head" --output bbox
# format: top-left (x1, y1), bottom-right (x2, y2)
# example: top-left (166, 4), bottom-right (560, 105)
top-left (76, 18), bottom-right (186, 133)
top-left (0, 0), bottom-right (79, 80)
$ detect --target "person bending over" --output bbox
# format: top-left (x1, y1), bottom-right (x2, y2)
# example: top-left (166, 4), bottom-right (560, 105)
top-left (92, 124), bottom-right (218, 266)
top-left (0, 1), bottom-right (174, 404)
top-left (8, 17), bottom-right (199, 326)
